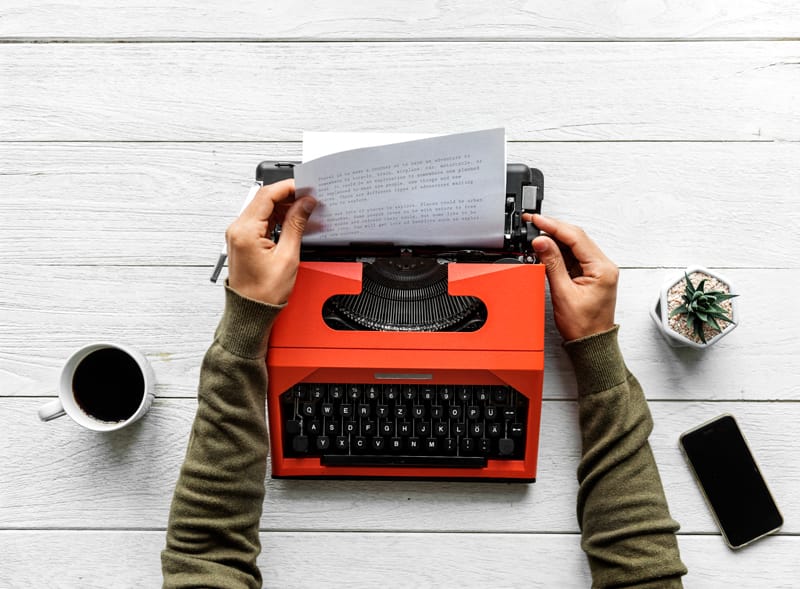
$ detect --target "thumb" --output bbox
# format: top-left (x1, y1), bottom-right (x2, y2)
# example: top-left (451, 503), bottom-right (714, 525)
top-left (275, 197), bottom-right (317, 254)
top-left (533, 235), bottom-right (573, 293)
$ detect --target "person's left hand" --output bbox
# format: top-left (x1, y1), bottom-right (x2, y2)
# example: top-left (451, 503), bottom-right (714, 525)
top-left (523, 213), bottom-right (618, 341)
top-left (226, 179), bottom-right (317, 305)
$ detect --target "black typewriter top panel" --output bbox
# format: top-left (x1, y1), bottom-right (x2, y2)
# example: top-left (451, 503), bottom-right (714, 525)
top-left (256, 160), bottom-right (544, 263)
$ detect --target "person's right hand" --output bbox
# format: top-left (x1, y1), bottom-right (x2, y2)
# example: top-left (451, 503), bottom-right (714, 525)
top-left (522, 214), bottom-right (619, 342)
top-left (226, 179), bottom-right (317, 306)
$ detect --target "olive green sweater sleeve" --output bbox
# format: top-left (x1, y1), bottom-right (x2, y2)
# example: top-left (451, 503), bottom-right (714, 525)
top-left (564, 326), bottom-right (687, 588)
top-left (161, 285), bottom-right (283, 589)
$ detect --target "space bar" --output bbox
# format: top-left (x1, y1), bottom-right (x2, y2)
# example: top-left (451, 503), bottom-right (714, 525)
top-left (321, 454), bottom-right (487, 468)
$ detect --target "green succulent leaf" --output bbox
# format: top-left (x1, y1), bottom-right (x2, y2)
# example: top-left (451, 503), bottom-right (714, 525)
top-left (695, 322), bottom-right (708, 343)
top-left (670, 304), bottom-right (689, 317)
top-left (684, 274), bottom-right (696, 296)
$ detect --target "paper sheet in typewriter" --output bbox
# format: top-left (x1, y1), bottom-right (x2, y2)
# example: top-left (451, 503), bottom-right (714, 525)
top-left (293, 128), bottom-right (506, 248)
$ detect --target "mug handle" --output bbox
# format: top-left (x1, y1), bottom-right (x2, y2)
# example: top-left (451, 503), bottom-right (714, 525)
top-left (38, 398), bottom-right (66, 422)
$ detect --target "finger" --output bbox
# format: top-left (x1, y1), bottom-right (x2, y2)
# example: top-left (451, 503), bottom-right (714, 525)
top-left (532, 235), bottom-right (574, 293)
top-left (240, 179), bottom-right (296, 223)
top-left (530, 214), bottom-right (608, 266)
top-left (274, 196), bottom-right (317, 255)
top-left (267, 202), bottom-right (294, 239)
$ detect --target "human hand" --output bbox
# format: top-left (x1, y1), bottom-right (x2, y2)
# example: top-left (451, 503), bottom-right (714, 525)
top-left (226, 179), bottom-right (317, 305)
top-left (522, 214), bottom-right (618, 342)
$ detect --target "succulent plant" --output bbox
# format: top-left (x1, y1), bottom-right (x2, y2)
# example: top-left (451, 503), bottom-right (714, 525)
top-left (670, 273), bottom-right (738, 343)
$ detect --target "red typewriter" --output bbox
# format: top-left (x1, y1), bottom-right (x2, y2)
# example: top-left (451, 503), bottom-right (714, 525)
top-left (261, 161), bottom-right (545, 482)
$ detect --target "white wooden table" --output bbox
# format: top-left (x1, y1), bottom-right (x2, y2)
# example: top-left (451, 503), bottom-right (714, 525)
top-left (2, 2), bottom-right (799, 587)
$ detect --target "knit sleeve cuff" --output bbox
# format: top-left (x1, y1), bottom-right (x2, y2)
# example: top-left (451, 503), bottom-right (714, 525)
top-left (563, 325), bottom-right (629, 397)
top-left (215, 283), bottom-right (285, 359)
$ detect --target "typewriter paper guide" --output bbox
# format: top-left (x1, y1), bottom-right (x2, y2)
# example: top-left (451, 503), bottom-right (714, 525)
top-left (293, 128), bottom-right (507, 249)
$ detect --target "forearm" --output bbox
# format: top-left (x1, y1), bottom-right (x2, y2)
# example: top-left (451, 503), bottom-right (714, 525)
top-left (162, 286), bottom-right (282, 589)
top-left (565, 327), bottom-right (687, 588)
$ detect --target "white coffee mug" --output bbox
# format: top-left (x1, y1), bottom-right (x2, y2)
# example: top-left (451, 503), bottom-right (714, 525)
top-left (38, 342), bottom-right (155, 432)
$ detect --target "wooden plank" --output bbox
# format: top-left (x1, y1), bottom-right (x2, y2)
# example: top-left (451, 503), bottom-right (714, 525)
top-left (1, 142), bottom-right (798, 268)
top-left (1, 0), bottom-right (799, 40)
top-left (0, 266), bottom-right (222, 398)
top-left (1, 42), bottom-right (798, 142)
top-left (1, 399), bottom-right (797, 534)
top-left (1, 265), bottom-right (798, 401)
top-left (3, 530), bottom-right (799, 588)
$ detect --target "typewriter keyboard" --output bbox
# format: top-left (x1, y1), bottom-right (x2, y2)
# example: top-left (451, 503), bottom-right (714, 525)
top-left (279, 383), bottom-right (528, 468)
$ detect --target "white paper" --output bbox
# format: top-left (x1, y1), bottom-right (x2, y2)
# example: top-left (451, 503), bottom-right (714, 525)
top-left (294, 128), bottom-right (506, 248)
top-left (302, 132), bottom-right (435, 162)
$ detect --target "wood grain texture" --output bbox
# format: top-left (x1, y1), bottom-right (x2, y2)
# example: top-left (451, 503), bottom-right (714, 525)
top-left (1, 398), bottom-right (796, 534)
top-left (2, 265), bottom-right (799, 401)
top-left (1, 0), bottom-right (799, 40)
top-left (3, 3), bottom-right (799, 584)
top-left (2, 42), bottom-right (798, 142)
top-left (3, 531), bottom-right (799, 588)
top-left (1, 142), bottom-right (798, 268)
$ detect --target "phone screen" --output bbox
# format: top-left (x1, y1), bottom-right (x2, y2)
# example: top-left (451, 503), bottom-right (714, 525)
top-left (680, 414), bottom-right (783, 548)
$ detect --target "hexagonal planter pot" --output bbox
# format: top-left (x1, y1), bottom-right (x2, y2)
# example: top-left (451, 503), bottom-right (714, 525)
top-left (650, 266), bottom-right (738, 349)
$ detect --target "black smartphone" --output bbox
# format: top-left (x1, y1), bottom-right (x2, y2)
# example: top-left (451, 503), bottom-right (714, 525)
top-left (680, 414), bottom-right (783, 549)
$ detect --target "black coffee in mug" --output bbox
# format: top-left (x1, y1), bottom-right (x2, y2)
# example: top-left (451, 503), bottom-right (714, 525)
top-left (72, 347), bottom-right (145, 422)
